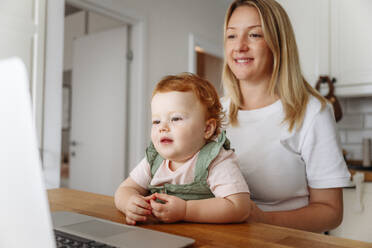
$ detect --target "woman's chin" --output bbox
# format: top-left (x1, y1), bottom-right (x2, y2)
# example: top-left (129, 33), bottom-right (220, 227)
top-left (232, 72), bottom-right (254, 81)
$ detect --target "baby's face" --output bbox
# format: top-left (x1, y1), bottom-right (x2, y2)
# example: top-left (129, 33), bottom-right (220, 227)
top-left (151, 91), bottom-right (207, 163)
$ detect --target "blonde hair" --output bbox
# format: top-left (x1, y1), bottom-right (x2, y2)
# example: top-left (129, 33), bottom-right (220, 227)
top-left (223, 0), bottom-right (326, 131)
top-left (153, 73), bottom-right (224, 139)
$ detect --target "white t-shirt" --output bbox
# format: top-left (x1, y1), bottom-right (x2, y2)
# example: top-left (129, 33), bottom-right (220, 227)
top-left (130, 148), bottom-right (249, 198)
top-left (222, 96), bottom-right (351, 211)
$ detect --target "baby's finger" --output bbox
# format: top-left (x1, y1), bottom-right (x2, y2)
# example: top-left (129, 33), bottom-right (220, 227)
top-left (151, 208), bottom-right (162, 219)
top-left (126, 211), bottom-right (147, 222)
top-left (144, 194), bottom-right (156, 202)
top-left (153, 193), bottom-right (170, 203)
top-left (150, 199), bottom-right (164, 212)
top-left (128, 204), bottom-right (152, 216)
top-left (126, 216), bottom-right (136, 225)
top-left (134, 197), bottom-right (152, 210)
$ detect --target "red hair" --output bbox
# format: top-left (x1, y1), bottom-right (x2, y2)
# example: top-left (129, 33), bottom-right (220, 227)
top-left (153, 73), bottom-right (224, 138)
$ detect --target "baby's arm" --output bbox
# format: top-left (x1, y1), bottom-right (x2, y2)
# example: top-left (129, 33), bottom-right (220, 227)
top-left (114, 177), bottom-right (154, 225)
top-left (187, 192), bottom-right (251, 222)
top-left (151, 149), bottom-right (251, 223)
top-left (150, 192), bottom-right (251, 223)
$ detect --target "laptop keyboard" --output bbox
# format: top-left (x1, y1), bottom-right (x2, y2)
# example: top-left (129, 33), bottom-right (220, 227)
top-left (54, 229), bottom-right (116, 248)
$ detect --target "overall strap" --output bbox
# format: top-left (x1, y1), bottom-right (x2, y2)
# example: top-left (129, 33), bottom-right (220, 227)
top-left (194, 131), bottom-right (230, 182)
top-left (145, 142), bottom-right (164, 177)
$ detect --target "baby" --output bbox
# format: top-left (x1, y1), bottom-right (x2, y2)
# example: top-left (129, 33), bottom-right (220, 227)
top-left (114, 73), bottom-right (250, 225)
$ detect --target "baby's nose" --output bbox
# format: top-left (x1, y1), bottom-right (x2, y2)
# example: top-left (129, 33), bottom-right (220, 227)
top-left (159, 122), bottom-right (169, 132)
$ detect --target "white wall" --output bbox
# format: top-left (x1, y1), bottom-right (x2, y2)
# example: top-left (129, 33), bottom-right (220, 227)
top-left (43, 0), bottom-right (64, 188)
top-left (0, 0), bottom-right (46, 145)
top-left (64, 11), bottom-right (123, 70)
top-left (44, 0), bottom-right (229, 187)
top-left (337, 98), bottom-right (372, 160)
top-left (88, 12), bottom-right (123, 33)
top-left (64, 11), bottom-right (85, 71)
top-left (83, 0), bottom-right (228, 143)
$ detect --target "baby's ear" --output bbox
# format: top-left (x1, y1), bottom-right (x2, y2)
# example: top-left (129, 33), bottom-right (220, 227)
top-left (204, 119), bottom-right (217, 140)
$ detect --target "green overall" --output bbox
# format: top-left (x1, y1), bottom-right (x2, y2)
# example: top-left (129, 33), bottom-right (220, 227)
top-left (146, 131), bottom-right (231, 201)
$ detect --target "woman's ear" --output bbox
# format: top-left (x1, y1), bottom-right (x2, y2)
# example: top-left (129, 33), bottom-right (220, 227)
top-left (204, 119), bottom-right (217, 140)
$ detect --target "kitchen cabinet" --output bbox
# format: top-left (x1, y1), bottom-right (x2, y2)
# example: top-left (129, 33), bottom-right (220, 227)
top-left (277, 0), bottom-right (372, 97)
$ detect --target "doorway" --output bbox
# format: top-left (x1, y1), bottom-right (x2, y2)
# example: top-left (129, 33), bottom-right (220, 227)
top-left (196, 48), bottom-right (224, 96)
top-left (60, 3), bottom-right (129, 195)
top-left (188, 33), bottom-right (224, 97)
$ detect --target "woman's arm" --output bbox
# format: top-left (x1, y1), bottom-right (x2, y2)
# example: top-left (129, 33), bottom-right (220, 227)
top-left (150, 192), bottom-right (251, 223)
top-left (249, 187), bottom-right (343, 233)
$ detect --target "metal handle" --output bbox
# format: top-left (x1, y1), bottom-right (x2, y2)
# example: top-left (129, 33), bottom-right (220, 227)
top-left (70, 141), bottom-right (79, 146)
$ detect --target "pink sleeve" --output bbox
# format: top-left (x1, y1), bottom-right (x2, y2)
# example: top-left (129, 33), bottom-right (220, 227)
top-left (207, 149), bottom-right (250, 198)
top-left (129, 157), bottom-right (152, 189)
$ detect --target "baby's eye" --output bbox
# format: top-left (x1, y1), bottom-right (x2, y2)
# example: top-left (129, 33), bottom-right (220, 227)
top-left (171, 117), bottom-right (182, 122)
top-left (152, 120), bottom-right (160, 125)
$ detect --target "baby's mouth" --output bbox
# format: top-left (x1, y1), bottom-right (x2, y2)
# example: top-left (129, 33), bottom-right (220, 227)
top-left (160, 137), bottom-right (173, 144)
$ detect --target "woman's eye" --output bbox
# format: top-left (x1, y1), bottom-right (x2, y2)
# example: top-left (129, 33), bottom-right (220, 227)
top-left (171, 117), bottom-right (182, 122)
top-left (226, 34), bottom-right (236, 39)
top-left (152, 120), bottom-right (160, 125)
top-left (249, 33), bottom-right (262, 39)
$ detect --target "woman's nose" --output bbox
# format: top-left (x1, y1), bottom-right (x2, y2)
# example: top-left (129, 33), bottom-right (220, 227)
top-left (235, 36), bottom-right (249, 52)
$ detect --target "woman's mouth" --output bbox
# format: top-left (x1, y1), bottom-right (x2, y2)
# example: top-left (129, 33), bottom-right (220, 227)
top-left (234, 58), bottom-right (254, 64)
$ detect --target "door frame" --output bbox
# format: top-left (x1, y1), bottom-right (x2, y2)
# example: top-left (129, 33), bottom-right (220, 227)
top-left (188, 33), bottom-right (223, 74)
top-left (43, 0), bottom-right (147, 187)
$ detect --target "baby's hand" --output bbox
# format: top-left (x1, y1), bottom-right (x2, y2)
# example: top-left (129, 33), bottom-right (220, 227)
top-left (125, 194), bottom-right (155, 225)
top-left (150, 193), bottom-right (186, 223)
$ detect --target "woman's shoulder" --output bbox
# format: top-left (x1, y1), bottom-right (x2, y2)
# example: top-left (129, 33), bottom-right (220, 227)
top-left (300, 95), bottom-right (334, 135)
top-left (304, 96), bottom-right (333, 122)
top-left (280, 96), bottom-right (334, 152)
top-left (305, 95), bottom-right (323, 115)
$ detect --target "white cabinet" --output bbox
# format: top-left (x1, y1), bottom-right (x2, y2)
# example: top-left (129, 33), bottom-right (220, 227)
top-left (277, 0), bottom-right (372, 97)
top-left (330, 0), bottom-right (372, 97)
top-left (276, 0), bottom-right (329, 88)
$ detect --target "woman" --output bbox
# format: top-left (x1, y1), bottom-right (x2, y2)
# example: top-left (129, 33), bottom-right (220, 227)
top-left (222, 0), bottom-right (351, 233)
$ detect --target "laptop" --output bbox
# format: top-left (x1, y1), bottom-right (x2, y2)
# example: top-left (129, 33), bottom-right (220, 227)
top-left (0, 57), bottom-right (194, 248)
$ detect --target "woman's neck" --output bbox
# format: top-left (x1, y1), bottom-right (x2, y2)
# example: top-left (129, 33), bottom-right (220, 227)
top-left (239, 78), bottom-right (278, 110)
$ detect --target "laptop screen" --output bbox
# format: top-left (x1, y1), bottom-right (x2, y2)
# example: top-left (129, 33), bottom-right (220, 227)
top-left (0, 57), bottom-right (56, 248)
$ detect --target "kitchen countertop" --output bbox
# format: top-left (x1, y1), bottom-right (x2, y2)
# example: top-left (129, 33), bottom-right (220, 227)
top-left (347, 160), bottom-right (372, 182)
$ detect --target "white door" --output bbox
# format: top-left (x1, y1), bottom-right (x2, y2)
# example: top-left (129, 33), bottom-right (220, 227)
top-left (69, 26), bottom-right (128, 196)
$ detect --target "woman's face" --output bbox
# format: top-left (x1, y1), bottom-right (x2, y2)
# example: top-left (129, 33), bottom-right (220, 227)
top-left (225, 6), bottom-right (273, 83)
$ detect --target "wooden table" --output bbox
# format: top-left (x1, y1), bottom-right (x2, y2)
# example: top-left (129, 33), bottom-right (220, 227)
top-left (48, 188), bottom-right (372, 248)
